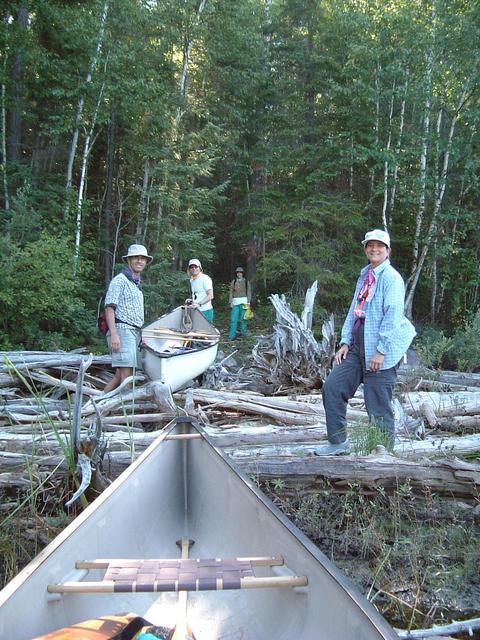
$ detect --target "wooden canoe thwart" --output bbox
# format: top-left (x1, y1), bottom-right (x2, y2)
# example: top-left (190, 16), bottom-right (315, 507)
top-left (0, 417), bottom-right (398, 640)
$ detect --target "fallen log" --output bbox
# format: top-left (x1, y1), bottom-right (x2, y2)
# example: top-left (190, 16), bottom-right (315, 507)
top-left (0, 413), bottom-right (173, 434)
top-left (222, 433), bottom-right (480, 461)
top-left (0, 352), bottom-right (111, 371)
top-left (82, 380), bottom-right (176, 417)
top-left (3, 439), bottom-right (479, 501)
top-left (438, 415), bottom-right (480, 433)
top-left (230, 448), bottom-right (480, 500)
top-left (23, 370), bottom-right (103, 397)
top-left (182, 388), bottom-right (366, 425)
top-left (403, 391), bottom-right (480, 417)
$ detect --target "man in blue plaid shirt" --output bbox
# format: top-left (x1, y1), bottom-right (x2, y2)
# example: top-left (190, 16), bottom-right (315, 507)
top-left (316, 229), bottom-right (416, 455)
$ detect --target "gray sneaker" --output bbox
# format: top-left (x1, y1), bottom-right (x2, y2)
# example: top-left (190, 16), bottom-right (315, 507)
top-left (314, 440), bottom-right (351, 456)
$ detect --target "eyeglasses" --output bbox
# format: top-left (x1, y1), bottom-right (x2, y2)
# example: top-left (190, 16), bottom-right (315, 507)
top-left (189, 265), bottom-right (200, 270)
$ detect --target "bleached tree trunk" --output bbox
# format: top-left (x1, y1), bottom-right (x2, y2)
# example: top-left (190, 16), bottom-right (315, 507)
top-left (381, 80), bottom-right (395, 230)
top-left (64, 0), bottom-right (109, 220)
top-left (410, 46), bottom-right (434, 273)
top-left (369, 62), bottom-right (381, 204)
top-left (136, 158), bottom-right (150, 240)
top-left (73, 71), bottom-right (107, 275)
top-left (405, 89), bottom-right (467, 317)
top-left (178, 0), bottom-right (207, 106)
top-left (389, 70), bottom-right (408, 227)
top-left (429, 108), bottom-right (443, 321)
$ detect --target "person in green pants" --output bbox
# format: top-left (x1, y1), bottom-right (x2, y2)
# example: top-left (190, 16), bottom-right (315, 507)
top-left (228, 267), bottom-right (251, 339)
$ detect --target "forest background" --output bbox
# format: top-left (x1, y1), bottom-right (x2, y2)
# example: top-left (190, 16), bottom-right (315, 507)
top-left (1, 0), bottom-right (479, 358)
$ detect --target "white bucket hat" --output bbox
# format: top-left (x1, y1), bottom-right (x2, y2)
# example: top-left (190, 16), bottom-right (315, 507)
top-left (122, 244), bottom-right (153, 263)
top-left (362, 229), bottom-right (390, 248)
top-left (188, 258), bottom-right (202, 268)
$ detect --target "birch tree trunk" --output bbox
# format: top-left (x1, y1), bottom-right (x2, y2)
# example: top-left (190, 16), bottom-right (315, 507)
top-left (73, 70), bottom-right (107, 275)
top-left (177, 0), bottom-right (207, 116)
top-left (381, 80), bottom-right (395, 230)
top-left (64, 0), bottom-right (109, 220)
top-left (405, 89), bottom-right (468, 317)
top-left (429, 108), bottom-right (443, 321)
top-left (369, 61), bottom-right (381, 206)
top-left (410, 44), bottom-right (434, 275)
top-left (388, 70), bottom-right (408, 227)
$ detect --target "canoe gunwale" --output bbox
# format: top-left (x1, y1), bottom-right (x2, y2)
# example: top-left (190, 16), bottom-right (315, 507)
top-left (141, 340), bottom-right (218, 360)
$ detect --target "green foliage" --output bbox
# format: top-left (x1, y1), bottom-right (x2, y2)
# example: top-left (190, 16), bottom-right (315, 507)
top-left (2, 0), bottom-right (480, 345)
top-left (350, 420), bottom-right (392, 455)
top-left (0, 233), bottom-right (96, 349)
top-left (415, 327), bottom-right (453, 370)
top-left (416, 314), bottom-right (480, 372)
top-left (446, 311), bottom-right (480, 372)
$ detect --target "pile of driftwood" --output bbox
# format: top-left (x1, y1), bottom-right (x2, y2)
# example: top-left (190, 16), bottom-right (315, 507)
top-left (1, 346), bottom-right (480, 504)
top-left (0, 282), bottom-right (479, 506)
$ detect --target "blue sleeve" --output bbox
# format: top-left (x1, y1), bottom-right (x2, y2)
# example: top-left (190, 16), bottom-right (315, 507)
top-left (376, 271), bottom-right (407, 355)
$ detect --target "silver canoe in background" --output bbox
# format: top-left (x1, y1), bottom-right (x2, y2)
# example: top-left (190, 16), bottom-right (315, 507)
top-left (141, 306), bottom-right (220, 391)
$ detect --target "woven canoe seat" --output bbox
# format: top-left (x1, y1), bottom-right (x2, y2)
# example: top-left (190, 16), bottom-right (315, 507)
top-left (104, 558), bottom-right (255, 592)
top-left (47, 555), bottom-right (308, 594)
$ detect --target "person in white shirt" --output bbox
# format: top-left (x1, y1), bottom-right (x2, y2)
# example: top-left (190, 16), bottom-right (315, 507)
top-left (185, 258), bottom-right (214, 323)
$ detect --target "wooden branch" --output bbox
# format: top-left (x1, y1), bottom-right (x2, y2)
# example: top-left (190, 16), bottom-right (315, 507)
top-left (25, 370), bottom-right (102, 397)
top-left (396, 616), bottom-right (480, 638)
top-left (181, 388), bottom-right (365, 425)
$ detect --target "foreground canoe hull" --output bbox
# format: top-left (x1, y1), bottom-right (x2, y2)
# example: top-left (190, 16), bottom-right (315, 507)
top-left (0, 419), bottom-right (398, 640)
top-left (142, 307), bottom-right (220, 391)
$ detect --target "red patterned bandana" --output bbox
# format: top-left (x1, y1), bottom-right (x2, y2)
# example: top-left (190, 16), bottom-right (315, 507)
top-left (354, 267), bottom-right (375, 318)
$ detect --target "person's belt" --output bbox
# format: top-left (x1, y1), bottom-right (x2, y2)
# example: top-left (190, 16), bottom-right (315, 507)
top-left (115, 318), bottom-right (141, 329)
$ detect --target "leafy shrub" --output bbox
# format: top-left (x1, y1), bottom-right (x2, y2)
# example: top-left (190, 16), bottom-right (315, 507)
top-left (446, 311), bottom-right (480, 372)
top-left (413, 315), bottom-right (480, 372)
top-left (0, 233), bottom-right (96, 350)
top-left (415, 327), bottom-right (452, 369)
